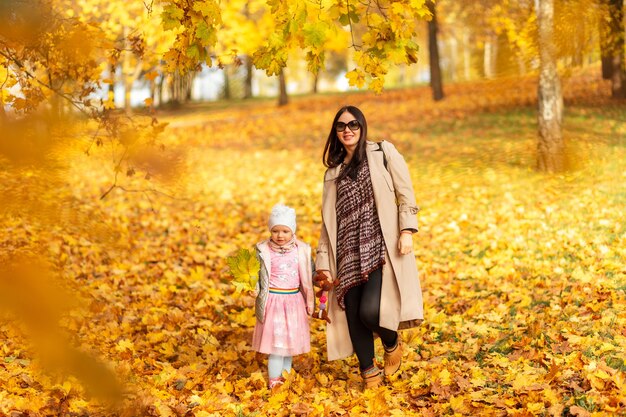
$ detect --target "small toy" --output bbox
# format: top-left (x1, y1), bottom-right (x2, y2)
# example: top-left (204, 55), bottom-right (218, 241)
top-left (312, 270), bottom-right (339, 323)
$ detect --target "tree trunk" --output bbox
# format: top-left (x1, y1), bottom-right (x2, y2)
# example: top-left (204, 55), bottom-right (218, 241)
top-left (169, 71), bottom-right (181, 106)
top-left (278, 70), bottom-right (288, 106)
top-left (122, 26), bottom-right (132, 115)
top-left (223, 67), bottom-right (231, 100)
top-left (157, 74), bottom-right (164, 107)
top-left (242, 0), bottom-right (255, 99)
top-left (483, 34), bottom-right (498, 79)
top-left (449, 36), bottom-right (458, 82)
top-left (123, 80), bottom-right (132, 114)
top-left (397, 65), bottom-right (406, 86)
top-left (517, 55), bottom-right (527, 75)
top-left (149, 76), bottom-right (156, 105)
top-left (168, 71), bottom-right (194, 105)
top-left (608, 0), bottom-right (625, 98)
top-left (124, 61), bottom-right (143, 115)
top-left (48, 74), bottom-right (62, 118)
top-left (121, 27), bottom-right (144, 115)
top-left (463, 29), bottom-right (471, 80)
top-left (185, 74), bottom-right (193, 101)
top-left (0, 93), bottom-right (7, 125)
top-left (537, 0), bottom-right (564, 173)
top-left (599, 0), bottom-right (616, 80)
top-left (602, 55), bottom-right (614, 80)
top-left (610, 56), bottom-right (626, 98)
top-left (244, 55), bottom-right (253, 99)
top-left (484, 41), bottom-right (492, 78)
top-left (312, 72), bottom-right (319, 94)
top-left (427, 0), bottom-right (444, 101)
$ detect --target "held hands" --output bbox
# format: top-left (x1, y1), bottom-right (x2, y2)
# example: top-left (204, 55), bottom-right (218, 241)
top-left (313, 270), bottom-right (339, 294)
top-left (398, 231), bottom-right (414, 255)
top-left (312, 270), bottom-right (339, 324)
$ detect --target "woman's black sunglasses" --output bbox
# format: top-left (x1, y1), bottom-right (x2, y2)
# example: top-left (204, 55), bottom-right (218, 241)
top-left (335, 120), bottom-right (361, 133)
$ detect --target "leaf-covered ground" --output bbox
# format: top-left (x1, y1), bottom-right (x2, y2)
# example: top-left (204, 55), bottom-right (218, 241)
top-left (1, 72), bottom-right (625, 416)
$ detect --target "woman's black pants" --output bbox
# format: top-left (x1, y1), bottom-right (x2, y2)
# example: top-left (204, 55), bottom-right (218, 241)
top-left (343, 267), bottom-right (398, 371)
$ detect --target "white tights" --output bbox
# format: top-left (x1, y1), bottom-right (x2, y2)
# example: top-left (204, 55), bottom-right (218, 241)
top-left (268, 354), bottom-right (292, 379)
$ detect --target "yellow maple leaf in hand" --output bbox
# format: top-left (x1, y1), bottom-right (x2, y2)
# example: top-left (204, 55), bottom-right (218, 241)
top-left (227, 248), bottom-right (260, 293)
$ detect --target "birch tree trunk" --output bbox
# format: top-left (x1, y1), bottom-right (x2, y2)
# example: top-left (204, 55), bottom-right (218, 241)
top-left (537, 0), bottom-right (564, 173)
top-left (483, 34), bottom-right (497, 78)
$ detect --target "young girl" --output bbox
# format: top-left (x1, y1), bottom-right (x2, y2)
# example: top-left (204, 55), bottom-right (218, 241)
top-left (252, 204), bottom-right (314, 389)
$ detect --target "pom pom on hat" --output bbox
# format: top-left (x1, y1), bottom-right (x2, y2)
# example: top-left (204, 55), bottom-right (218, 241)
top-left (268, 204), bottom-right (296, 233)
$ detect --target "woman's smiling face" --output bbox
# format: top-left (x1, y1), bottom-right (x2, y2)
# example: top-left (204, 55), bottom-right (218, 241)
top-left (336, 111), bottom-right (361, 154)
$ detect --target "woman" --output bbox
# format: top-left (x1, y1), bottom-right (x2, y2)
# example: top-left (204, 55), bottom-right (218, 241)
top-left (315, 105), bottom-right (423, 390)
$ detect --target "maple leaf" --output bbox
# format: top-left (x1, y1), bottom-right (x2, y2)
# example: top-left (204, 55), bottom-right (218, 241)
top-left (103, 92), bottom-right (115, 110)
top-left (226, 249), bottom-right (260, 293)
top-left (302, 22), bottom-right (327, 49)
top-left (569, 405), bottom-right (591, 417)
top-left (115, 339), bottom-right (134, 353)
top-left (346, 68), bottom-right (366, 89)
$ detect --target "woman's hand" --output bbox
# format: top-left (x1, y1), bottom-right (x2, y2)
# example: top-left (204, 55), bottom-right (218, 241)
top-left (315, 270), bottom-right (332, 282)
top-left (398, 231), bottom-right (413, 255)
top-left (314, 270), bottom-right (337, 290)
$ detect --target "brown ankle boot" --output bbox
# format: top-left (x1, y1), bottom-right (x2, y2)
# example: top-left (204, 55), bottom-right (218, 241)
top-left (383, 335), bottom-right (403, 377)
top-left (361, 365), bottom-right (384, 390)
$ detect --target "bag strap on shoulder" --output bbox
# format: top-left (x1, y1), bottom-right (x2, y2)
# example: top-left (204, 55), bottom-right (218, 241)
top-left (377, 141), bottom-right (388, 170)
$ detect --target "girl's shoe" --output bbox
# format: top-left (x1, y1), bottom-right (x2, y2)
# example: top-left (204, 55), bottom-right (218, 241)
top-left (383, 334), bottom-right (403, 377)
top-left (361, 365), bottom-right (384, 390)
top-left (268, 376), bottom-right (285, 389)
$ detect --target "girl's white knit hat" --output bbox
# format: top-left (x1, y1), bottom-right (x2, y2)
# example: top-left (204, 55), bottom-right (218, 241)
top-left (268, 204), bottom-right (296, 233)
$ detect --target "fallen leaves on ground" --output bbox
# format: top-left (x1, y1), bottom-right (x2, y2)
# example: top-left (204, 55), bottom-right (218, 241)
top-left (1, 71), bottom-right (625, 416)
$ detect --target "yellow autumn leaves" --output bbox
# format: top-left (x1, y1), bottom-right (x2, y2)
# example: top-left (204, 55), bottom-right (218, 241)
top-left (227, 249), bottom-right (261, 293)
top-left (161, 0), bottom-right (431, 92)
top-left (1, 73), bottom-right (625, 415)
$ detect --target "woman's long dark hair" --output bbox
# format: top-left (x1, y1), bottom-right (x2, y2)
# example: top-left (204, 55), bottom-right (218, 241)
top-left (323, 105), bottom-right (368, 181)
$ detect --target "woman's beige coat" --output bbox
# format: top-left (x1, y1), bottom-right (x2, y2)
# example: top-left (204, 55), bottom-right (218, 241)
top-left (316, 140), bottom-right (424, 361)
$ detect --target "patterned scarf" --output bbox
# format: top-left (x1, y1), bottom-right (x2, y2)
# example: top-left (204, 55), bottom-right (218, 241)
top-left (268, 235), bottom-right (297, 254)
top-left (335, 159), bottom-right (386, 309)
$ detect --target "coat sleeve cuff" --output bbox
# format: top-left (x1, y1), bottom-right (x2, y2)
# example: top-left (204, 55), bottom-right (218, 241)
top-left (399, 204), bottom-right (419, 232)
top-left (316, 246), bottom-right (330, 271)
top-left (316, 223), bottom-right (331, 271)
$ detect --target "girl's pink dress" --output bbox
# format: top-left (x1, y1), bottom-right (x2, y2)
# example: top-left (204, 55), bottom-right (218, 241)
top-left (252, 247), bottom-right (311, 356)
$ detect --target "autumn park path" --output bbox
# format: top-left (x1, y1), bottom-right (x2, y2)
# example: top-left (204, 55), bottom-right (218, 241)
top-left (1, 72), bottom-right (625, 416)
